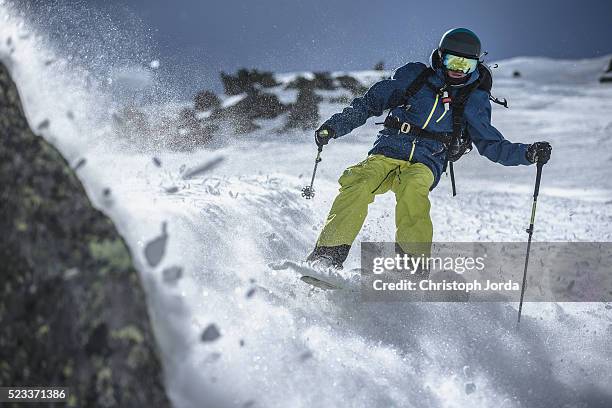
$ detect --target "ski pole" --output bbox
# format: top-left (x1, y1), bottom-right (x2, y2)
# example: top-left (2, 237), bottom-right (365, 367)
top-left (302, 146), bottom-right (323, 199)
top-left (517, 161), bottom-right (544, 327)
top-left (449, 162), bottom-right (457, 197)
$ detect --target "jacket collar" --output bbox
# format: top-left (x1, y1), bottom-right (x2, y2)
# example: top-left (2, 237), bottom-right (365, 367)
top-left (431, 66), bottom-right (480, 89)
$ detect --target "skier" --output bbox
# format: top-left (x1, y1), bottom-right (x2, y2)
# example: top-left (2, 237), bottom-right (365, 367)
top-left (307, 28), bottom-right (552, 268)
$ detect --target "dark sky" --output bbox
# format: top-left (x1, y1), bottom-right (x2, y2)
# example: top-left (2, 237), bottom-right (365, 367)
top-left (20, 0), bottom-right (612, 96)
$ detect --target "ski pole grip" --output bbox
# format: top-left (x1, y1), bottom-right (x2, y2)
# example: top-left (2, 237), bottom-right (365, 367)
top-left (533, 162), bottom-right (543, 198)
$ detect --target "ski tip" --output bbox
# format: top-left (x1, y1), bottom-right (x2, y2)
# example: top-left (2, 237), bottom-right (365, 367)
top-left (300, 275), bottom-right (340, 290)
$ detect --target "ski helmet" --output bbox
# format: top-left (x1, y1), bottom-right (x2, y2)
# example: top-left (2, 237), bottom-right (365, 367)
top-left (436, 28), bottom-right (481, 85)
top-left (438, 28), bottom-right (481, 60)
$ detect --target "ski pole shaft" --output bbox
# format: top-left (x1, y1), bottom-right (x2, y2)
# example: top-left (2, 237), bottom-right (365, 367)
top-left (309, 146), bottom-right (323, 188)
top-left (449, 162), bottom-right (457, 197)
top-left (302, 146), bottom-right (323, 199)
top-left (517, 162), bottom-right (544, 327)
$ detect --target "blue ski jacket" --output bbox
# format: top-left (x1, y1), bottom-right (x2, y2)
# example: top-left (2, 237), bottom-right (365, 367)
top-left (322, 62), bottom-right (532, 189)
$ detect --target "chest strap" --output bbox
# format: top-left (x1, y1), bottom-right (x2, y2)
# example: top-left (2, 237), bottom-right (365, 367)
top-left (383, 115), bottom-right (452, 145)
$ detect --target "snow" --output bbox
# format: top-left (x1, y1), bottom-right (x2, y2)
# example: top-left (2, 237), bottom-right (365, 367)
top-left (195, 110), bottom-right (212, 120)
top-left (221, 93), bottom-right (247, 108)
top-left (1, 4), bottom-right (611, 407)
top-left (275, 71), bottom-right (316, 84)
top-left (492, 56), bottom-right (610, 84)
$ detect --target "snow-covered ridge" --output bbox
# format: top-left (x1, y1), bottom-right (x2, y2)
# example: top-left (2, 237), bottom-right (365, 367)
top-left (274, 55), bottom-right (612, 88)
top-left (492, 55), bottom-right (612, 84)
top-left (2, 3), bottom-right (612, 407)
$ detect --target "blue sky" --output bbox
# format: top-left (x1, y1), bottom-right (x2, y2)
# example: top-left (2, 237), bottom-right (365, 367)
top-left (21, 0), bottom-right (612, 95)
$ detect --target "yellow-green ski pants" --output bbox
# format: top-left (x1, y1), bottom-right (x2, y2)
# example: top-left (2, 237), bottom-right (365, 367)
top-left (316, 154), bottom-right (434, 255)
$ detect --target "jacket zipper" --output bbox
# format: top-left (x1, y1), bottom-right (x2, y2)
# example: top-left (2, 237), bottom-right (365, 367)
top-left (408, 139), bottom-right (417, 162)
top-left (409, 92), bottom-right (440, 162)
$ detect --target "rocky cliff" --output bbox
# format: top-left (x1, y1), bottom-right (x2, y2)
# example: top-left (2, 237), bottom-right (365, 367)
top-left (0, 62), bottom-right (170, 407)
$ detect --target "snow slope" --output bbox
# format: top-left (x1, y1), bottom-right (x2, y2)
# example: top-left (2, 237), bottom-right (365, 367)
top-left (2, 5), bottom-right (612, 407)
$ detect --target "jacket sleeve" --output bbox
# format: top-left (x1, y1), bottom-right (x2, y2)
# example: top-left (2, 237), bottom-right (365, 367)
top-left (465, 92), bottom-right (531, 166)
top-left (322, 63), bottom-right (424, 138)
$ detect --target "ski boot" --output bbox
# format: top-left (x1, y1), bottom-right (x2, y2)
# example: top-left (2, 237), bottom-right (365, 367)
top-left (306, 245), bottom-right (350, 270)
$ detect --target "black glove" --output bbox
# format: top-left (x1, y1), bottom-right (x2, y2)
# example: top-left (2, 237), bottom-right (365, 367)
top-left (315, 126), bottom-right (335, 147)
top-left (447, 135), bottom-right (472, 162)
top-left (526, 141), bottom-right (552, 164)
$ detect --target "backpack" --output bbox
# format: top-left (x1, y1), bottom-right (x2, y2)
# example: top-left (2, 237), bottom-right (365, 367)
top-left (400, 51), bottom-right (508, 163)
top-left (392, 52), bottom-right (508, 195)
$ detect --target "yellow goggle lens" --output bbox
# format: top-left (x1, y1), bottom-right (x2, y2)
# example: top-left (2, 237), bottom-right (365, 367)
top-left (443, 53), bottom-right (478, 74)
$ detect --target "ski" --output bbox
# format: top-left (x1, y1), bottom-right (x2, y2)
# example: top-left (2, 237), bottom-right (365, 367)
top-left (300, 275), bottom-right (340, 290)
top-left (270, 260), bottom-right (346, 290)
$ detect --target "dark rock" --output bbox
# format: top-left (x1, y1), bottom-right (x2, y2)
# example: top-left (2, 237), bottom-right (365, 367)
top-left (335, 75), bottom-right (368, 95)
top-left (144, 222), bottom-right (168, 267)
top-left (513, 70), bottom-right (521, 78)
top-left (465, 382), bottom-right (476, 394)
top-left (374, 61), bottom-right (385, 71)
top-left (285, 88), bottom-right (321, 130)
top-left (72, 158), bottom-right (87, 171)
top-left (246, 288), bottom-right (256, 298)
top-left (162, 266), bottom-right (182, 284)
top-left (85, 323), bottom-right (110, 356)
top-left (179, 107), bottom-right (197, 123)
top-left (231, 119), bottom-right (261, 134)
top-left (168, 107), bottom-right (218, 150)
top-left (220, 68), bottom-right (279, 95)
top-left (37, 119), bottom-right (50, 131)
top-left (194, 90), bottom-right (221, 111)
top-left (101, 188), bottom-right (114, 208)
top-left (201, 324), bottom-right (221, 342)
top-left (286, 72), bottom-right (338, 91)
top-left (0, 62), bottom-right (170, 406)
top-left (329, 95), bottom-right (352, 104)
top-left (312, 72), bottom-right (336, 90)
top-left (182, 156), bottom-right (225, 180)
top-left (221, 90), bottom-right (287, 120)
top-left (152, 157), bottom-right (162, 167)
top-left (299, 351), bottom-right (313, 362)
top-left (210, 89), bottom-right (287, 134)
top-left (285, 76), bottom-right (315, 91)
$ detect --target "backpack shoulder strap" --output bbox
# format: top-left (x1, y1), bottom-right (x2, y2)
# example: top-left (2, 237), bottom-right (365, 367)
top-left (376, 66), bottom-right (435, 123)
top-left (451, 79), bottom-right (480, 126)
top-left (404, 66), bottom-right (435, 99)
top-left (449, 78), bottom-right (481, 151)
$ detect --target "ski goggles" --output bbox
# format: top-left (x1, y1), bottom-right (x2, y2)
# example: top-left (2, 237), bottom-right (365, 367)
top-left (442, 53), bottom-right (478, 74)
